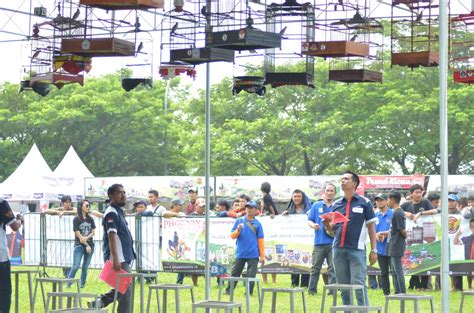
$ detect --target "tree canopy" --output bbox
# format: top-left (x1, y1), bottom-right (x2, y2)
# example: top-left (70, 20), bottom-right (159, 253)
top-left (0, 63), bottom-right (472, 181)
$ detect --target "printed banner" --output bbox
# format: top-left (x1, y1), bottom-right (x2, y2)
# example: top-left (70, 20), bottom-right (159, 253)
top-left (161, 215), bottom-right (314, 274)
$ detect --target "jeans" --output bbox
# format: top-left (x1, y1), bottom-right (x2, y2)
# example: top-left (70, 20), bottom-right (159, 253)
top-left (377, 254), bottom-right (391, 295)
top-left (226, 258), bottom-right (259, 294)
top-left (391, 256), bottom-right (406, 294)
top-left (333, 247), bottom-right (368, 306)
top-left (100, 262), bottom-right (132, 313)
top-left (0, 261), bottom-right (11, 313)
top-left (308, 244), bottom-right (336, 293)
top-left (67, 244), bottom-right (94, 288)
top-left (368, 275), bottom-right (378, 289)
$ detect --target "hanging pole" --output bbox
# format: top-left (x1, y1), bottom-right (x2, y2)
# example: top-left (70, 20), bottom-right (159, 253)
top-left (439, 1), bottom-right (449, 313)
top-left (204, 0), bottom-right (212, 301)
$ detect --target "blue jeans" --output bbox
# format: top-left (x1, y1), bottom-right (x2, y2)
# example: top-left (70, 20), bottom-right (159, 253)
top-left (333, 247), bottom-right (368, 306)
top-left (391, 256), bottom-right (406, 294)
top-left (67, 244), bottom-right (94, 288)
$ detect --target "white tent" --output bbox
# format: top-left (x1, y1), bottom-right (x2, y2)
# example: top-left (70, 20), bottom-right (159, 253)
top-left (53, 145), bottom-right (94, 200)
top-left (0, 143), bottom-right (60, 201)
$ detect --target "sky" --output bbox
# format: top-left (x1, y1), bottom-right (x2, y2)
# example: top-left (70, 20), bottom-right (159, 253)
top-left (0, 0), bottom-right (469, 88)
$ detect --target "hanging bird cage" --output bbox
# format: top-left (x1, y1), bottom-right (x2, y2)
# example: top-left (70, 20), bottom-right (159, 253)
top-left (264, 1), bottom-right (315, 88)
top-left (61, 2), bottom-right (139, 57)
top-left (162, 1), bottom-right (234, 67)
top-left (79, 0), bottom-right (164, 10)
top-left (121, 29), bottom-right (153, 91)
top-left (25, 1), bottom-right (89, 95)
top-left (204, 0), bottom-right (282, 51)
top-left (450, 7), bottom-right (474, 84)
top-left (302, 0), bottom-right (383, 83)
top-left (391, 0), bottom-right (440, 68)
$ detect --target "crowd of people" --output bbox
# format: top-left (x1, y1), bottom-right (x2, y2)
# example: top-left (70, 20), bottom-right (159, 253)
top-left (1, 171), bottom-right (473, 312)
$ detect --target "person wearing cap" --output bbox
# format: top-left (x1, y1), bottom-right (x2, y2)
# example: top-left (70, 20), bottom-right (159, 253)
top-left (373, 193), bottom-right (393, 295)
top-left (133, 200), bottom-right (150, 215)
top-left (185, 187), bottom-right (198, 215)
top-left (401, 184), bottom-right (434, 290)
top-left (448, 194), bottom-right (461, 214)
top-left (226, 200), bottom-right (265, 295)
top-left (387, 190), bottom-right (407, 295)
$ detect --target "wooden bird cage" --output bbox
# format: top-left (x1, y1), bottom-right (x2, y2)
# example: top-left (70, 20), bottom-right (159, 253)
top-left (264, 1), bottom-right (315, 88)
top-left (61, 3), bottom-right (141, 57)
top-left (450, 8), bottom-right (474, 84)
top-left (162, 1), bottom-right (234, 67)
top-left (302, 0), bottom-right (384, 83)
top-left (204, 0), bottom-right (282, 51)
top-left (391, 0), bottom-right (440, 68)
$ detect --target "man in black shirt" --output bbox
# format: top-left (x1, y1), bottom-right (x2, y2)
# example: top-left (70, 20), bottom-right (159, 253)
top-left (401, 184), bottom-right (432, 290)
top-left (387, 190), bottom-right (407, 294)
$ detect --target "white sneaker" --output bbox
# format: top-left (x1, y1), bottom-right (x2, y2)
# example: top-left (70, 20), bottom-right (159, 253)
top-left (87, 297), bottom-right (103, 308)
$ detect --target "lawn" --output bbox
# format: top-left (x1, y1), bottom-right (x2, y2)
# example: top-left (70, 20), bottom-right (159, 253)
top-left (10, 266), bottom-right (472, 312)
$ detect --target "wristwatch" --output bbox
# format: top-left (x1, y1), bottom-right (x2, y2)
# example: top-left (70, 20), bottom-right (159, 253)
top-left (370, 249), bottom-right (378, 254)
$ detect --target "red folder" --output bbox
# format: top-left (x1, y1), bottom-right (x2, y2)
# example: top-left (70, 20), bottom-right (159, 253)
top-left (320, 211), bottom-right (348, 224)
top-left (99, 260), bottom-right (133, 295)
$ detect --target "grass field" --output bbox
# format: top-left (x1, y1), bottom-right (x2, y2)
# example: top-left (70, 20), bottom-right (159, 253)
top-left (9, 266), bottom-right (473, 312)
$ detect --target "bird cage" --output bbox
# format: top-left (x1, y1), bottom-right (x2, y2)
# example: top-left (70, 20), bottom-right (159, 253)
top-left (121, 29), bottom-right (154, 91)
top-left (163, 1), bottom-right (234, 68)
top-left (450, 6), bottom-right (474, 84)
top-left (24, 1), bottom-right (89, 95)
top-left (61, 2), bottom-right (140, 57)
top-left (264, 1), bottom-right (315, 88)
top-left (302, 0), bottom-right (383, 83)
top-left (205, 0), bottom-right (282, 51)
top-left (391, 0), bottom-right (440, 67)
top-left (79, 0), bottom-right (164, 10)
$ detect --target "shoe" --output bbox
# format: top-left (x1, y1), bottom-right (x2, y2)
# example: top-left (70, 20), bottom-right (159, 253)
top-left (224, 289), bottom-right (230, 295)
top-left (308, 291), bottom-right (316, 295)
top-left (87, 297), bottom-right (103, 309)
top-left (327, 291), bottom-right (334, 296)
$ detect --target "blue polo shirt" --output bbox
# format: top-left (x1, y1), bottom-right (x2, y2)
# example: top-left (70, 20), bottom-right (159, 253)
top-left (332, 194), bottom-right (377, 250)
top-left (102, 204), bottom-right (136, 264)
top-left (375, 208), bottom-right (393, 256)
top-left (308, 200), bottom-right (334, 246)
top-left (231, 216), bottom-right (264, 259)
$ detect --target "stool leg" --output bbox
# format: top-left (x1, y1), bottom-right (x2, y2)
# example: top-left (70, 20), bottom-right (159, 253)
top-left (27, 272), bottom-right (34, 313)
top-left (163, 289), bottom-right (168, 313)
top-left (430, 298), bottom-right (434, 313)
top-left (140, 276), bottom-right (145, 313)
top-left (414, 300), bottom-right (419, 313)
top-left (290, 292), bottom-right (295, 313)
top-left (400, 300), bottom-right (405, 313)
top-left (259, 290), bottom-right (265, 313)
top-left (320, 288), bottom-right (326, 313)
top-left (146, 288), bottom-right (152, 313)
top-left (302, 291), bottom-right (307, 313)
top-left (460, 294), bottom-right (464, 313)
top-left (349, 289), bottom-right (354, 306)
top-left (14, 273), bottom-right (19, 313)
top-left (175, 289), bottom-right (180, 313)
top-left (190, 288), bottom-right (195, 303)
top-left (45, 294), bottom-right (51, 313)
top-left (257, 281), bottom-right (261, 306)
top-left (156, 288), bottom-right (161, 313)
top-left (384, 297), bottom-right (389, 313)
top-left (271, 291), bottom-right (277, 313)
top-left (192, 305), bottom-right (196, 313)
top-left (245, 281), bottom-right (250, 313)
top-left (218, 278), bottom-right (223, 301)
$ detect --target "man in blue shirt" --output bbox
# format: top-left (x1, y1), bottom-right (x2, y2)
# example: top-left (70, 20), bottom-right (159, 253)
top-left (374, 193), bottom-right (393, 295)
top-left (323, 171), bottom-right (377, 306)
top-left (90, 184), bottom-right (136, 312)
top-left (307, 183), bottom-right (337, 295)
top-left (226, 200), bottom-right (265, 295)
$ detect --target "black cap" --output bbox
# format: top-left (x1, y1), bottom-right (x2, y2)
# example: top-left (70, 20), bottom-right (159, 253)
top-left (374, 193), bottom-right (387, 201)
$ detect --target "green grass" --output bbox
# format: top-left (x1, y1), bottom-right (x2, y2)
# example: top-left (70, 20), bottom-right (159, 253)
top-left (10, 266), bottom-right (473, 312)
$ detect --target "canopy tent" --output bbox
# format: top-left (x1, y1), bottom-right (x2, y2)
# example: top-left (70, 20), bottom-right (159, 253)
top-left (0, 143), bottom-right (60, 201)
top-left (53, 145), bottom-right (94, 201)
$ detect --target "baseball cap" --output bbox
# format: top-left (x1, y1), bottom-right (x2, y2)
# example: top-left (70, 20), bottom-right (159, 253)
top-left (171, 198), bottom-right (184, 206)
top-left (374, 193), bottom-right (387, 201)
top-left (448, 194), bottom-right (459, 201)
top-left (245, 200), bottom-right (258, 209)
top-left (133, 200), bottom-right (147, 207)
top-left (196, 198), bottom-right (206, 207)
top-left (188, 187), bottom-right (198, 193)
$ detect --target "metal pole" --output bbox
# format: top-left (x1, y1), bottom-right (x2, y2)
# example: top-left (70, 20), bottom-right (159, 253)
top-left (204, 1), bottom-right (212, 300)
top-left (439, 1), bottom-right (449, 312)
top-left (163, 79), bottom-right (170, 175)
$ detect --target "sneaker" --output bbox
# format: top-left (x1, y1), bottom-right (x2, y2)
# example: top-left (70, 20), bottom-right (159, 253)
top-left (87, 297), bottom-right (103, 309)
